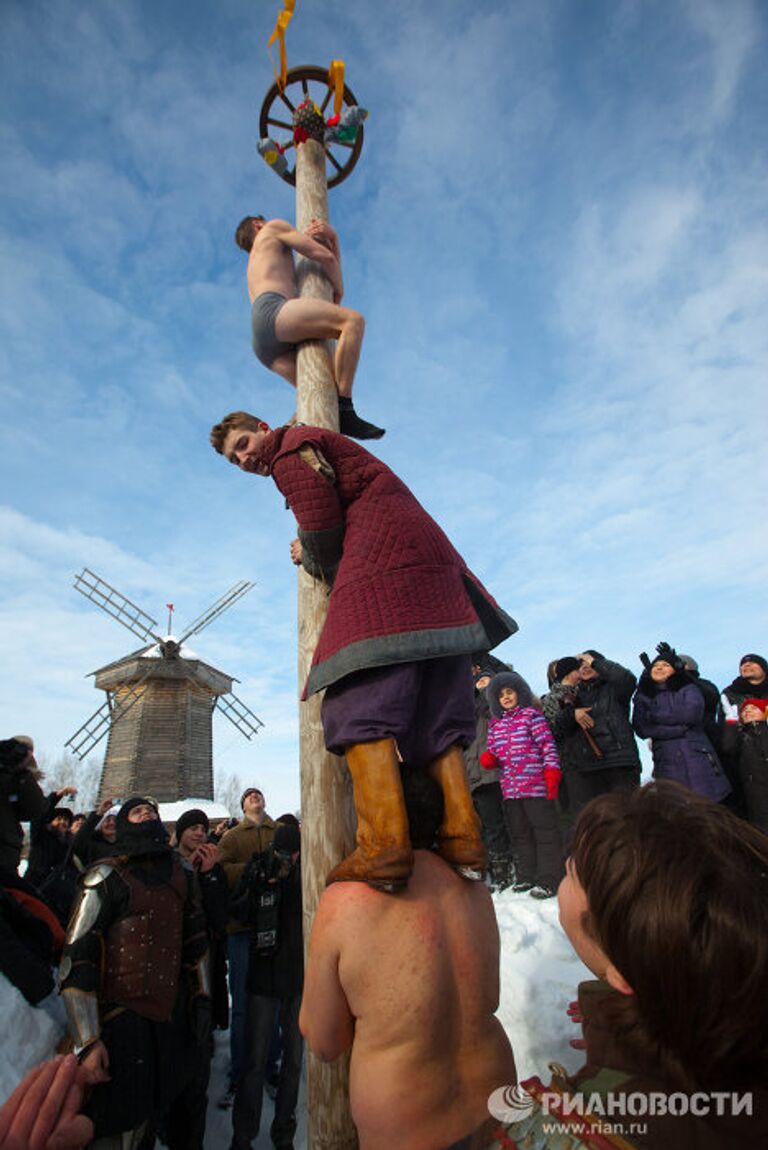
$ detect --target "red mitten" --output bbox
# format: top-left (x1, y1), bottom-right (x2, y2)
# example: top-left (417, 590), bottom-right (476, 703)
top-left (544, 767), bottom-right (562, 801)
top-left (479, 750), bottom-right (499, 770)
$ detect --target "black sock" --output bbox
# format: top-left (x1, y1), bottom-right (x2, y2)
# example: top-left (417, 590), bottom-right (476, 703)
top-left (337, 397), bottom-right (386, 440)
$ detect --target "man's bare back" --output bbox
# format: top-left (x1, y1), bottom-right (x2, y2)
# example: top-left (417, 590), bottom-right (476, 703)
top-left (246, 219), bottom-right (338, 305)
top-left (300, 851), bottom-right (516, 1150)
top-left (246, 222), bottom-right (302, 303)
top-left (236, 214), bottom-right (384, 437)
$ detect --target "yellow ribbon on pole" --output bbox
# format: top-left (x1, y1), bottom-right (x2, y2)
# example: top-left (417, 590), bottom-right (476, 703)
top-left (268, 0), bottom-right (296, 90)
top-left (327, 59), bottom-right (345, 119)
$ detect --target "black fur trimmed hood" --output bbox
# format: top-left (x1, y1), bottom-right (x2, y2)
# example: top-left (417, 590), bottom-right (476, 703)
top-left (636, 667), bottom-right (693, 698)
top-left (486, 671), bottom-right (534, 718)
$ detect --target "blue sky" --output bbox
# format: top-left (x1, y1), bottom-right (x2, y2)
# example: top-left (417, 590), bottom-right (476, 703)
top-left (1, 0), bottom-right (766, 815)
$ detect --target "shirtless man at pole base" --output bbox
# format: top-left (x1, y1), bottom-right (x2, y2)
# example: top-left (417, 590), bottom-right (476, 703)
top-left (299, 770), bottom-right (516, 1150)
top-left (235, 214), bottom-right (385, 441)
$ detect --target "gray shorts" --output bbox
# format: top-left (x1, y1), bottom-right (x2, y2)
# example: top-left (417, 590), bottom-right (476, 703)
top-left (251, 292), bottom-right (295, 367)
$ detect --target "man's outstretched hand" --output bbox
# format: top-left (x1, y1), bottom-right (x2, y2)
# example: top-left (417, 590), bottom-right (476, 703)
top-left (0, 1055), bottom-right (94, 1150)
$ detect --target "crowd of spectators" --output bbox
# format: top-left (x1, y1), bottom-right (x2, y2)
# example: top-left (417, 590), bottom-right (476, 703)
top-left (468, 648), bottom-right (768, 897)
top-left (0, 738), bottom-right (302, 1149)
top-left (1, 646), bottom-right (766, 1148)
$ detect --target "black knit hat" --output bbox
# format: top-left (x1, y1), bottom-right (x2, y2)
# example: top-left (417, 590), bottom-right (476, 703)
top-left (554, 657), bottom-right (580, 682)
top-left (274, 822), bottom-right (301, 854)
top-left (175, 808), bottom-right (210, 841)
top-left (240, 787), bottom-right (264, 810)
top-left (741, 654), bottom-right (768, 676)
top-left (46, 807), bottom-right (73, 826)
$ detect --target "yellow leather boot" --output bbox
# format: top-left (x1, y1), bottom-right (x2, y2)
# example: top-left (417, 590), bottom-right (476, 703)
top-left (429, 744), bottom-right (487, 877)
top-left (326, 738), bottom-right (414, 893)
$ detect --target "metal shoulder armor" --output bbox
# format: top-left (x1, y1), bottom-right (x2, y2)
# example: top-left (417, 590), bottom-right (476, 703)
top-left (66, 863), bottom-right (113, 943)
top-left (83, 862), bottom-right (115, 887)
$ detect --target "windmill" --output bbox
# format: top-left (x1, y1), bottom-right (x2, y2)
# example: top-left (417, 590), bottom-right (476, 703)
top-left (66, 569), bottom-right (264, 803)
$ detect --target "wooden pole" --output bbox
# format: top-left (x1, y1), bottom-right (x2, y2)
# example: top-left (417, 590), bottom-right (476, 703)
top-left (294, 136), bottom-right (359, 1150)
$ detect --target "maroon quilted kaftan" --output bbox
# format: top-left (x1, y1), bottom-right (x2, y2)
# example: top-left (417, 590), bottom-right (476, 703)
top-left (259, 426), bottom-right (517, 697)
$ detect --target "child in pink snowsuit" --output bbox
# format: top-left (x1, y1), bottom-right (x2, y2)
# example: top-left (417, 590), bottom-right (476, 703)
top-left (481, 671), bottom-right (564, 898)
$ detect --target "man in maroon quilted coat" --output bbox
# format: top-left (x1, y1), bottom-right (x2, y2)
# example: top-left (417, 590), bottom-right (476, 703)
top-left (210, 413), bottom-right (518, 892)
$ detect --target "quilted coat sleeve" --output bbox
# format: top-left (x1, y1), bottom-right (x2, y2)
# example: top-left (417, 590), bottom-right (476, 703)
top-left (272, 451), bottom-right (345, 584)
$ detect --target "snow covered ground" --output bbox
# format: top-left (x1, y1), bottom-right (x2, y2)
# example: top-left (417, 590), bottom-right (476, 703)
top-left (0, 978), bottom-right (66, 1099)
top-left (495, 888), bottom-right (589, 1079)
top-left (1, 887), bottom-right (587, 1146)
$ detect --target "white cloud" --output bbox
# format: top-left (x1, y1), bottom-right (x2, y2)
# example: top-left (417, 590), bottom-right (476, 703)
top-left (684, 0), bottom-right (759, 124)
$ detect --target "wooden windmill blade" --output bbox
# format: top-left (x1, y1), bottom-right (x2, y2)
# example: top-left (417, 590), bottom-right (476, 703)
top-left (65, 699), bottom-right (113, 759)
top-left (214, 690), bottom-right (265, 740)
top-left (176, 580), bottom-right (255, 645)
top-left (65, 663), bottom-right (155, 759)
top-left (74, 568), bottom-right (161, 645)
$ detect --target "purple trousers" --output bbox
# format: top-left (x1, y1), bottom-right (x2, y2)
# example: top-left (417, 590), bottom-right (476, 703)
top-left (321, 655), bottom-right (475, 767)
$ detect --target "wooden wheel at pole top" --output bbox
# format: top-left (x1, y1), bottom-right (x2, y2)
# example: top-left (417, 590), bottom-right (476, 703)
top-left (259, 64), bottom-right (365, 189)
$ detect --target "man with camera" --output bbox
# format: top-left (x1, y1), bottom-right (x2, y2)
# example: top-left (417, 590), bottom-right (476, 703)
top-left (218, 787), bottom-right (279, 1105)
top-left (166, 809), bottom-right (230, 1149)
top-left (231, 822), bottom-right (304, 1150)
top-left (549, 650), bottom-right (641, 816)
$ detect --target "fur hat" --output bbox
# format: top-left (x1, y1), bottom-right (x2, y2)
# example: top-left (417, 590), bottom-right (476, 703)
top-left (486, 671), bottom-right (534, 718)
top-left (175, 808), bottom-right (209, 841)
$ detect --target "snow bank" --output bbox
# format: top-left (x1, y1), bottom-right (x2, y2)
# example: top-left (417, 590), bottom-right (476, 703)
top-left (495, 888), bottom-right (590, 1079)
top-left (0, 976), bottom-right (65, 1101)
top-left (158, 798), bottom-right (231, 823)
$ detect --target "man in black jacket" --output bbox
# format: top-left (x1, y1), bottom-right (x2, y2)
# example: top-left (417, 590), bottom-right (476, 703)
top-left (158, 808), bottom-right (230, 1150)
top-left (0, 737), bottom-right (47, 879)
top-left (556, 651), bottom-right (642, 815)
top-left (26, 785), bottom-right (79, 925)
top-left (231, 823), bottom-right (304, 1150)
top-left (722, 654), bottom-right (768, 723)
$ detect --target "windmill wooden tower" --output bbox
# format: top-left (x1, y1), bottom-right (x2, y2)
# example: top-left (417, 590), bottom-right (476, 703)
top-left (66, 569), bottom-right (264, 803)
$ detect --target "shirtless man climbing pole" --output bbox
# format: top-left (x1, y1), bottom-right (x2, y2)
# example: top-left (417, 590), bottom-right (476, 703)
top-left (235, 214), bottom-right (384, 440)
top-left (299, 771), bottom-right (516, 1150)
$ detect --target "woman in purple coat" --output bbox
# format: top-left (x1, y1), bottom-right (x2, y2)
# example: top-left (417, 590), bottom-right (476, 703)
top-left (632, 644), bottom-right (731, 803)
